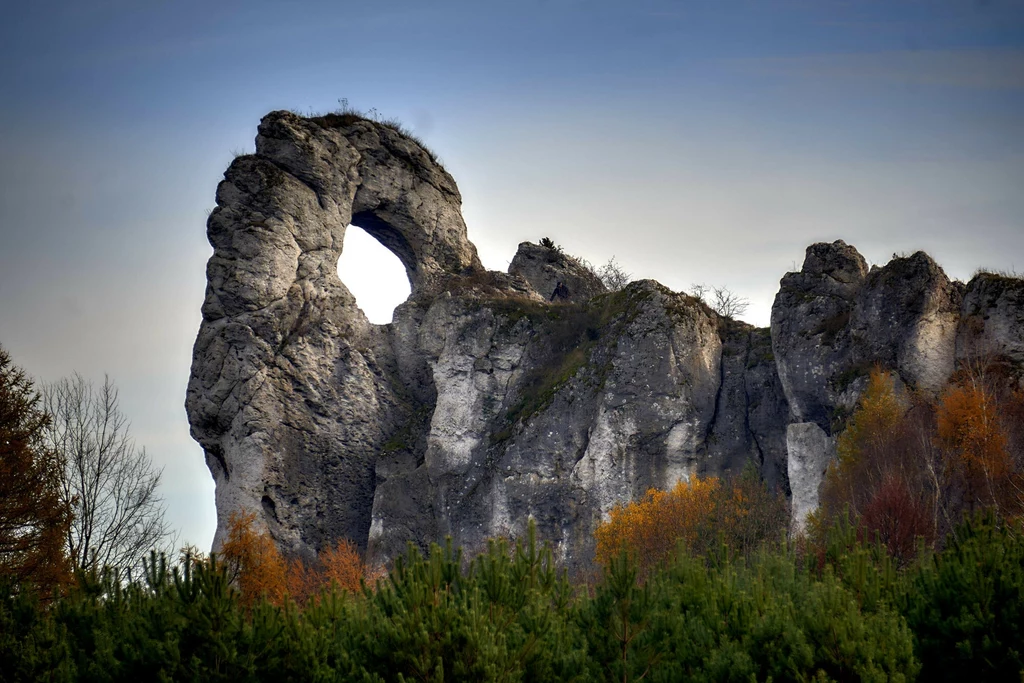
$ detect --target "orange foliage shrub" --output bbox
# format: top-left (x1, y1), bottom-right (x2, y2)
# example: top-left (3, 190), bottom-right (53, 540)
top-left (319, 538), bottom-right (366, 594)
top-left (219, 511), bottom-right (371, 609)
top-left (595, 477), bottom-right (719, 578)
top-left (285, 556), bottom-right (322, 607)
top-left (219, 511), bottom-right (288, 607)
top-left (936, 381), bottom-right (1011, 509)
top-left (594, 469), bottom-right (786, 580)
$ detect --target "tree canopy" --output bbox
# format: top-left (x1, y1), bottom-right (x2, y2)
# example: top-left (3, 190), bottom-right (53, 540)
top-left (0, 345), bottom-right (71, 594)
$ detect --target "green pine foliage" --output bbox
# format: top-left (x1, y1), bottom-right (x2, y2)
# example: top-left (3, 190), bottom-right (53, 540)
top-left (898, 513), bottom-right (1024, 682)
top-left (579, 545), bottom-right (916, 682)
top-left (1, 518), bottom-right (1023, 682)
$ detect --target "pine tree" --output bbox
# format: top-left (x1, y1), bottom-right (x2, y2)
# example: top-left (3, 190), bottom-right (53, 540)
top-left (0, 345), bottom-right (72, 594)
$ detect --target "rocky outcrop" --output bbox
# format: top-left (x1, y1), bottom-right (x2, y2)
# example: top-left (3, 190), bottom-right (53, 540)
top-left (957, 273), bottom-right (1024, 383)
top-left (188, 111), bottom-right (1024, 567)
top-left (509, 241), bottom-right (607, 303)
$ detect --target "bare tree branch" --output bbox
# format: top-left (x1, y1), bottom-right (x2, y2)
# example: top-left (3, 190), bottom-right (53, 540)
top-left (598, 257), bottom-right (631, 292)
top-left (43, 374), bottom-right (173, 574)
top-left (689, 283), bottom-right (750, 319)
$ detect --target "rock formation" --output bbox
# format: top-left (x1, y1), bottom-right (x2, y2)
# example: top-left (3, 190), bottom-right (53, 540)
top-left (508, 241), bottom-right (607, 303)
top-left (187, 111), bottom-right (1024, 568)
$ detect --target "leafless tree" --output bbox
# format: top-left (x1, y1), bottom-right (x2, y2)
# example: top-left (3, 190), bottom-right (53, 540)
top-left (712, 286), bottom-right (750, 318)
top-left (42, 374), bottom-right (172, 574)
top-left (596, 257), bottom-right (632, 292)
top-left (689, 283), bottom-right (750, 319)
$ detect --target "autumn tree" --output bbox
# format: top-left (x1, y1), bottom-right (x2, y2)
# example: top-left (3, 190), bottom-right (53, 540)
top-left (935, 376), bottom-right (1012, 514)
top-left (0, 345), bottom-right (71, 594)
top-left (221, 511), bottom-right (368, 608)
top-left (819, 364), bottom-right (1024, 562)
top-left (594, 469), bottom-right (786, 580)
top-left (818, 368), bottom-right (936, 561)
top-left (318, 538), bottom-right (366, 593)
top-left (42, 374), bottom-right (173, 575)
top-left (219, 510), bottom-right (288, 607)
top-left (595, 477), bottom-right (719, 579)
top-left (825, 368), bottom-right (907, 518)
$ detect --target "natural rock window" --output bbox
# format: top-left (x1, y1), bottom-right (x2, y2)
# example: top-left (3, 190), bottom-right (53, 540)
top-left (337, 225), bottom-right (411, 324)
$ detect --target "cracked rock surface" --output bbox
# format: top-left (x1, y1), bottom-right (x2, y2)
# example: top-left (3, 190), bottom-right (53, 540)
top-left (188, 112), bottom-right (1024, 568)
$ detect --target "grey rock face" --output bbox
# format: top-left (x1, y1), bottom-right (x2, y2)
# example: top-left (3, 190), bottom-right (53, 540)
top-left (958, 273), bottom-right (1024, 385)
top-left (188, 111), bottom-right (480, 553)
top-left (188, 112), bottom-right (1024, 568)
top-left (772, 244), bottom-right (962, 430)
top-left (786, 422), bottom-right (835, 533)
top-left (771, 240), bottom-right (868, 428)
top-left (771, 245), bottom-right (974, 529)
top-left (508, 241), bottom-right (607, 303)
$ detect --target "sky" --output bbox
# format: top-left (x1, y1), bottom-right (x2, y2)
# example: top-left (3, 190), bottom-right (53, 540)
top-left (1, 0), bottom-right (1022, 551)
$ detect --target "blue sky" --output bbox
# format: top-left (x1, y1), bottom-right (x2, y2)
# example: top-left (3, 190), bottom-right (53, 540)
top-left (2, 0), bottom-right (1022, 550)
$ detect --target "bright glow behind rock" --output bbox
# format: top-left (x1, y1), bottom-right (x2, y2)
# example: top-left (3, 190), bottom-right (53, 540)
top-left (337, 226), bottom-right (411, 325)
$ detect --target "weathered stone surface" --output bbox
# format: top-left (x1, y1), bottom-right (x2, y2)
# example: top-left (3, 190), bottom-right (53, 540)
top-left (188, 110), bottom-right (480, 553)
top-left (772, 244), bottom-right (962, 427)
top-left (188, 112), bottom-right (1024, 569)
top-left (771, 240), bottom-right (868, 429)
top-left (509, 241), bottom-right (607, 303)
top-left (367, 282), bottom-right (744, 566)
top-left (743, 327), bottom-right (791, 494)
top-left (786, 422), bottom-right (835, 533)
top-left (957, 273), bottom-right (1024, 386)
top-left (849, 251), bottom-right (961, 395)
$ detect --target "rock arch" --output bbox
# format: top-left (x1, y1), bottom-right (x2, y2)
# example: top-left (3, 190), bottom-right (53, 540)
top-left (187, 111), bottom-right (480, 553)
top-left (253, 111), bottom-right (481, 292)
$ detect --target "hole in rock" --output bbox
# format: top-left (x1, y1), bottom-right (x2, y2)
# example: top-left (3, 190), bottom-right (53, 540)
top-left (337, 225), bottom-right (411, 324)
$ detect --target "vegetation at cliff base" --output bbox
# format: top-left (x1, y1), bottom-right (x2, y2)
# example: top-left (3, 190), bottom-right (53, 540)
top-left (3, 340), bottom-right (1024, 681)
top-left (3, 513), bottom-right (1023, 681)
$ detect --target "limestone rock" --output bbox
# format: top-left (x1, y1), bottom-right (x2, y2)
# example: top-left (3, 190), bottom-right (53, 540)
top-left (786, 422), bottom-right (835, 533)
top-left (509, 241), bottom-right (607, 303)
top-left (771, 241), bottom-right (867, 427)
top-left (772, 244), bottom-right (962, 430)
top-left (849, 252), bottom-right (961, 394)
top-left (187, 111), bottom-right (1024, 570)
top-left (958, 273), bottom-right (1024, 385)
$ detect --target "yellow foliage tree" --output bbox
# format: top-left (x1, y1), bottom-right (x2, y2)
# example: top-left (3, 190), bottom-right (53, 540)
top-left (594, 477), bottom-right (720, 579)
top-left (822, 368), bottom-right (908, 519)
